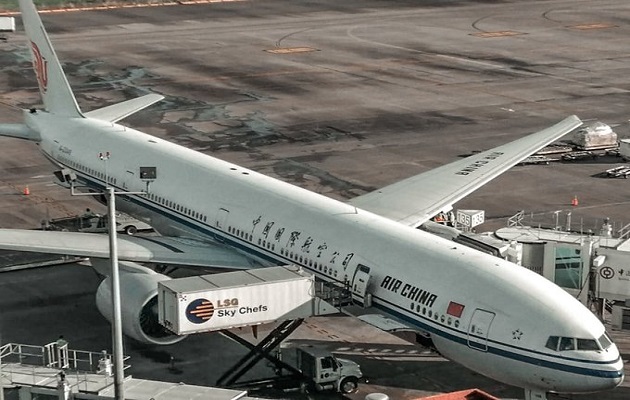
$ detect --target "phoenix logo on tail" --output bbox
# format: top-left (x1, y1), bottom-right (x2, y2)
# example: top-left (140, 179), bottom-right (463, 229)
top-left (30, 41), bottom-right (48, 93)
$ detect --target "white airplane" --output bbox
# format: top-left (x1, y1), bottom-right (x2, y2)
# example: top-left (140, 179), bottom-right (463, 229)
top-left (0, 1), bottom-right (623, 399)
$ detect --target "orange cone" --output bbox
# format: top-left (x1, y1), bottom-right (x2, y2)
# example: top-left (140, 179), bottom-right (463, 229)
top-left (23, 186), bottom-right (30, 196)
top-left (571, 196), bottom-right (578, 206)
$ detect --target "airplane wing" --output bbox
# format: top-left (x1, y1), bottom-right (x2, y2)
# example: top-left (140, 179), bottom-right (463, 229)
top-left (349, 115), bottom-right (582, 227)
top-left (84, 94), bottom-right (165, 123)
top-left (0, 229), bottom-right (258, 269)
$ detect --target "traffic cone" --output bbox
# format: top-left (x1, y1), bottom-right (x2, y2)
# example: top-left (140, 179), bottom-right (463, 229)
top-left (571, 195), bottom-right (578, 206)
top-left (23, 186), bottom-right (30, 196)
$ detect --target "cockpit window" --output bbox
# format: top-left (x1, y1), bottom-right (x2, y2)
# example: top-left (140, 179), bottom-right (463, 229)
top-left (547, 335), bottom-right (605, 352)
top-left (559, 337), bottom-right (575, 351)
top-left (577, 338), bottom-right (599, 351)
top-left (599, 333), bottom-right (613, 350)
top-left (545, 336), bottom-right (559, 351)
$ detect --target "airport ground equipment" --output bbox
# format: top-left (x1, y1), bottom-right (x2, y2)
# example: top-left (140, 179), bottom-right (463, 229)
top-left (45, 213), bottom-right (152, 235)
top-left (536, 144), bottom-right (574, 155)
top-left (291, 346), bottom-right (362, 393)
top-left (562, 151), bottom-right (597, 161)
top-left (619, 139), bottom-right (630, 161)
top-left (157, 265), bottom-right (358, 393)
top-left (158, 266), bottom-right (316, 334)
top-left (571, 121), bottom-right (618, 150)
top-left (518, 155), bottom-right (554, 165)
top-left (605, 166), bottom-right (630, 178)
top-left (0, 342), bottom-right (259, 400)
top-left (0, 17), bottom-right (14, 31)
top-left (217, 328), bottom-right (362, 394)
top-left (0, 16), bottom-right (14, 41)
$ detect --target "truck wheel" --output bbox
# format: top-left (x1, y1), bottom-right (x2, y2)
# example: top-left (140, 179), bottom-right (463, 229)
top-left (124, 225), bottom-right (137, 235)
top-left (340, 377), bottom-right (358, 394)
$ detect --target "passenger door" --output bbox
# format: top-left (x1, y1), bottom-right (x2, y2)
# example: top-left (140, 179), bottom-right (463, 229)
top-left (351, 264), bottom-right (371, 307)
top-left (467, 308), bottom-right (495, 351)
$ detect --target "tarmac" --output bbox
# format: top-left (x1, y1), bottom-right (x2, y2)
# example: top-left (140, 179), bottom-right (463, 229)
top-left (0, 0), bottom-right (630, 399)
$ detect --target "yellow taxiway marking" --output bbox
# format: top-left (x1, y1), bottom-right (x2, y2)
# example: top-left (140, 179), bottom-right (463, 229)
top-left (265, 47), bottom-right (318, 54)
top-left (568, 22), bottom-right (617, 30)
top-left (470, 31), bottom-right (525, 38)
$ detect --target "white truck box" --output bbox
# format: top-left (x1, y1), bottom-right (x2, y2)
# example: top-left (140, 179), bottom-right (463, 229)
top-left (619, 139), bottom-right (630, 161)
top-left (158, 266), bottom-right (314, 335)
top-left (0, 17), bottom-right (15, 32)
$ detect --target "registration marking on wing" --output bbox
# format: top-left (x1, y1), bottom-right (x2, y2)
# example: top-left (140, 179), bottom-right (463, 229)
top-left (455, 151), bottom-right (504, 176)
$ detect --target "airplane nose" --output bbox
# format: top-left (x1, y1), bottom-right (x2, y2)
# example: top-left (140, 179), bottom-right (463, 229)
top-left (614, 367), bottom-right (624, 387)
top-left (608, 352), bottom-right (624, 389)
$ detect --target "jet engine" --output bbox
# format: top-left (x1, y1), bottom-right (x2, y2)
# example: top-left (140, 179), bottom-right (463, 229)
top-left (96, 269), bottom-right (185, 345)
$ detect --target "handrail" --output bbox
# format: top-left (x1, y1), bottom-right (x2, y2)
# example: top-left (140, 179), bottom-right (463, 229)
top-left (0, 342), bottom-right (126, 373)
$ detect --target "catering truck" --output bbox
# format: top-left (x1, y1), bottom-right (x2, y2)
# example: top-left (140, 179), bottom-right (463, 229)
top-left (283, 346), bottom-right (363, 394)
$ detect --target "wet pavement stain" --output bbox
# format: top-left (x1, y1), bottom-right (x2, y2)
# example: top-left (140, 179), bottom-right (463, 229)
top-left (0, 45), bottom-right (373, 198)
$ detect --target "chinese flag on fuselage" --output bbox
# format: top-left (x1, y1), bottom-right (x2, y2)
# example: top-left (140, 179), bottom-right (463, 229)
top-left (447, 301), bottom-right (465, 318)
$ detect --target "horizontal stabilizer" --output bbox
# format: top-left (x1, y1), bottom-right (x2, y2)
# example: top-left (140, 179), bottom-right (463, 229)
top-left (0, 229), bottom-right (257, 269)
top-left (85, 93), bottom-right (165, 123)
top-left (0, 123), bottom-right (40, 141)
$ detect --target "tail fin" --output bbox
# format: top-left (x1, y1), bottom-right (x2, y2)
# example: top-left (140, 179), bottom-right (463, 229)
top-left (19, 0), bottom-right (83, 117)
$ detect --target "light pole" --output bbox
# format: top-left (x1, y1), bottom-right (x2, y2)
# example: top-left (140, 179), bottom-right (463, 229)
top-left (104, 187), bottom-right (123, 400)
top-left (105, 186), bottom-right (148, 400)
top-left (67, 154), bottom-right (155, 400)
top-left (0, 332), bottom-right (4, 400)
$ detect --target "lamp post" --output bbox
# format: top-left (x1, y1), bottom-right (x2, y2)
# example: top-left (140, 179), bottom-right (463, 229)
top-left (105, 186), bottom-right (148, 400)
top-left (67, 154), bottom-right (155, 400)
top-left (107, 186), bottom-right (125, 400)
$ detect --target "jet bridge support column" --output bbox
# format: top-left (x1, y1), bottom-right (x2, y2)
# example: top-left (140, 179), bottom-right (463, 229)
top-left (216, 318), bottom-right (304, 388)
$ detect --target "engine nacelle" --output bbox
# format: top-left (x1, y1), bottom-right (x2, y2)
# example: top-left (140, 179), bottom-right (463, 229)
top-left (96, 270), bottom-right (185, 345)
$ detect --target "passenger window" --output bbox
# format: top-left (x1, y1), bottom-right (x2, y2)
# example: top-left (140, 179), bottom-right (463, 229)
top-left (545, 336), bottom-right (559, 351)
top-left (577, 339), bottom-right (599, 351)
top-left (559, 337), bottom-right (575, 351)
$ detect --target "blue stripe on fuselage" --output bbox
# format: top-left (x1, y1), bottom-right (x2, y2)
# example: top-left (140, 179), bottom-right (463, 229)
top-left (64, 168), bottom-right (623, 381)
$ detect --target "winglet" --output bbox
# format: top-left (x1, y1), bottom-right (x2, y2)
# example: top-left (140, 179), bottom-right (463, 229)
top-left (19, 0), bottom-right (83, 117)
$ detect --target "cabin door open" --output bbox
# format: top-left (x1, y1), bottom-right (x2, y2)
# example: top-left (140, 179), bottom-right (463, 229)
top-left (351, 264), bottom-right (371, 307)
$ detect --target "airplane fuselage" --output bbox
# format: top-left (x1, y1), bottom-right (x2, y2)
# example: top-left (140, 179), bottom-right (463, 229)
top-left (25, 110), bottom-right (623, 394)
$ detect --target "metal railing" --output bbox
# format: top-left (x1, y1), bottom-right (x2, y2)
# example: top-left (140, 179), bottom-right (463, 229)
top-left (0, 342), bottom-right (129, 373)
top-left (505, 210), bottom-right (627, 240)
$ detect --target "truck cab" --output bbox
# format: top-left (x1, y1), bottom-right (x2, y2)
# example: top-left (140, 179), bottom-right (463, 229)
top-left (295, 346), bottom-right (362, 394)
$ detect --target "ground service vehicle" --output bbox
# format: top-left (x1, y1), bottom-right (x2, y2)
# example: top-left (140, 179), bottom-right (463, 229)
top-left (47, 213), bottom-right (152, 235)
top-left (292, 346), bottom-right (362, 394)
